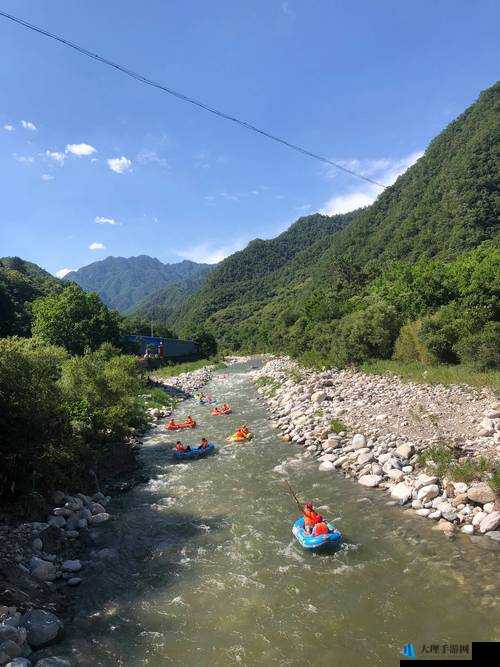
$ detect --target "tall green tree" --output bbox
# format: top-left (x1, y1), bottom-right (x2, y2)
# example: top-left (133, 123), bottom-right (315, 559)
top-left (32, 283), bottom-right (121, 355)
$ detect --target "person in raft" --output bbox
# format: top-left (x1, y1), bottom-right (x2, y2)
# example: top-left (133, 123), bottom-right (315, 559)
top-left (222, 403), bottom-right (231, 413)
top-left (303, 501), bottom-right (324, 534)
top-left (175, 441), bottom-right (191, 452)
top-left (198, 437), bottom-right (210, 449)
top-left (185, 416), bottom-right (195, 426)
top-left (234, 424), bottom-right (249, 439)
top-left (167, 419), bottom-right (175, 429)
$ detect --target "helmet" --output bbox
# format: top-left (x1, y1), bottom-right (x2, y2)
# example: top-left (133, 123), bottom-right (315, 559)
top-left (305, 501), bottom-right (313, 510)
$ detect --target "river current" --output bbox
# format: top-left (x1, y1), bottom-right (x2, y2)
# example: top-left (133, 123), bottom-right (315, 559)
top-left (60, 359), bottom-right (499, 665)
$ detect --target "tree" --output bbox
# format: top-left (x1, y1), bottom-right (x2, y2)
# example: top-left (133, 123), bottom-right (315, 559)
top-left (32, 284), bottom-right (121, 355)
top-left (193, 330), bottom-right (218, 358)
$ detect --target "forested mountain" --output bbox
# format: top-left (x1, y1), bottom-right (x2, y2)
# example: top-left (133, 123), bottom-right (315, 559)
top-left (64, 255), bottom-right (213, 312)
top-left (169, 83), bottom-right (499, 367)
top-left (0, 256), bottom-right (62, 337)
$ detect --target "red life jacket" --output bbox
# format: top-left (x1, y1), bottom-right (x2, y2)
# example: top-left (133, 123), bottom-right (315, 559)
top-left (303, 508), bottom-right (322, 526)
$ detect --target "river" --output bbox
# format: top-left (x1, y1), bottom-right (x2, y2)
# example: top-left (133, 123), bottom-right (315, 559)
top-left (60, 359), bottom-right (499, 665)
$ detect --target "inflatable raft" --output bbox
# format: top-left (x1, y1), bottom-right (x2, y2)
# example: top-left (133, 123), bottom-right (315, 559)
top-left (166, 419), bottom-right (196, 431)
top-left (227, 432), bottom-right (253, 442)
top-left (292, 517), bottom-right (342, 550)
top-left (173, 444), bottom-right (215, 460)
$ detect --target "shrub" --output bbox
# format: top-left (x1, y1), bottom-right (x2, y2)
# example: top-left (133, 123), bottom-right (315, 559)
top-left (330, 419), bottom-right (347, 434)
top-left (418, 445), bottom-right (454, 477)
top-left (392, 320), bottom-right (432, 363)
top-left (449, 457), bottom-right (493, 483)
top-left (455, 322), bottom-right (500, 370)
top-left (332, 298), bottom-right (400, 364)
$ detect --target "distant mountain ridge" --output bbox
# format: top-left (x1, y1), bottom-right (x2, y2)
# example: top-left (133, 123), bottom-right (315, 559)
top-left (64, 255), bottom-right (214, 313)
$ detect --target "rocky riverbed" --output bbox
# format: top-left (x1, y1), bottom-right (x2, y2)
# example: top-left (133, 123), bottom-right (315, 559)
top-left (0, 365), bottom-right (216, 666)
top-left (254, 356), bottom-right (500, 541)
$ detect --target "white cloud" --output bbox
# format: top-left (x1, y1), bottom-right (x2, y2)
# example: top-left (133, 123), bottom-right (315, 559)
top-left (89, 242), bottom-right (106, 251)
top-left (3, 123), bottom-right (14, 132)
top-left (14, 154), bottom-right (35, 165)
top-left (137, 149), bottom-right (168, 168)
top-left (41, 174), bottom-right (54, 181)
top-left (46, 149), bottom-right (66, 165)
top-left (107, 156), bottom-right (132, 174)
top-left (322, 150), bottom-right (424, 215)
top-left (20, 120), bottom-right (37, 131)
top-left (66, 143), bottom-right (97, 157)
top-left (177, 239), bottom-right (248, 264)
top-left (55, 267), bottom-right (74, 278)
top-left (95, 216), bottom-right (119, 225)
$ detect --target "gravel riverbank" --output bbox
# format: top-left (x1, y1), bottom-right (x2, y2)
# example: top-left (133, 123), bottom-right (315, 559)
top-left (254, 356), bottom-right (500, 542)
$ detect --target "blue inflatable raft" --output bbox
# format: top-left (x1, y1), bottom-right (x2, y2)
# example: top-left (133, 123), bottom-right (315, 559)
top-left (173, 444), bottom-right (216, 460)
top-left (292, 517), bottom-right (342, 550)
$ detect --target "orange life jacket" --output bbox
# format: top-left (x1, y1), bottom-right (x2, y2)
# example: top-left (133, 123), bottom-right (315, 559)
top-left (303, 508), bottom-right (322, 526)
top-left (312, 522), bottom-right (329, 536)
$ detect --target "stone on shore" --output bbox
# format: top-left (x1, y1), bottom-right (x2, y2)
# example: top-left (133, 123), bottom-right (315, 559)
top-left (417, 484), bottom-right (440, 502)
top-left (358, 475), bottom-right (382, 488)
top-left (318, 461), bottom-right (335, 471)
top-left (62, 560), bottom-right (81, 573)
top-left (478, 511), bottom-right (500, 534)
top-left (467, 483), bottom-right (495, 505)
top-left (390, 483), bottom-right (413, 504)
top-left (35, 659), bottom-right (71, 667)
top-left (21, 610), bottom-right (63, 648)
top-left (351, 434), bottom-right (366, 450)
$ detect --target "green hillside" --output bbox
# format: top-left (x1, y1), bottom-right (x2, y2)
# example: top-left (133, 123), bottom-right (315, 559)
top-left (65, 255), bottom-right (213, 312)
top-left (170, 83), bottom-right (499, 367)
top-left (0, 256), bottom-right (62, 337)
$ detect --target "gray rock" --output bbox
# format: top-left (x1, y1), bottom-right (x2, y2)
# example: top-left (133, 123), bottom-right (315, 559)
top-left (414, 474), bottom-right (438, 490)
top-left (21, 610), bottom-right (63, 648)
top-left (452, 482), bottom-right (468, 494)
top-left (318, 461), bottom-right (335, 471)
top-left (358, 474), bottom-right (382, 488)
top-left (390, 482), bottom-right (413, 503)
top-left (47, 517), bottom-right (66, 529)
top-left (35, 659), bottom-right (71, 667)
top-left (0, 640), bottom-right (22, 662)
top-left (461, 525), bottom-right (474, 535)
top-left (387, 469), bottom-right (405, 483)
top-left (467, 483), bottom-right (495, 505)
top-left (478, 511), bottom-right (500, 534)
top-left (31, 539), bottom-right (42, 552)
top-left (441, 510), bottom-right (458, 522)
top-left (61, 561), bottom-right (81, 573)
top-left (351, 434), bottom-right (366, 450)
top-left (416, 508), bottom-right (431, 517)
top-left (357, 451), bottom-right (374, 466)
top-left (30, 561), bottom-right (56, 583)
top-left (417, 484), bottom-right (440, 502)
top-left (66, 578), bottom-right (82, 587)
top-left (0, 626), bottom-right (23, 644)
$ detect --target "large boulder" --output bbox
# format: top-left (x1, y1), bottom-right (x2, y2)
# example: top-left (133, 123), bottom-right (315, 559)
top-left (318, 461), bottom-right (335, 471)
top-left (357, 452), bottom-right (374, 466)
top-left (478, 511), bottom-right (500, 534)
top-left (467, 483), bottom-right (495, 505)
top-left (387, 469), bottom-right (405, 483)
top-left (30, 559), bottom-right (56, 583)
top-left (390, 483), bottom-right (413, 504)
top-left (417, 484), bottom-right (440, 502)
top-left (358, 475), bottom-right (382, 488)
top-left (414, 474), bottom-right (438, 490)
top-left (21, 610), bottom-right (63, 648)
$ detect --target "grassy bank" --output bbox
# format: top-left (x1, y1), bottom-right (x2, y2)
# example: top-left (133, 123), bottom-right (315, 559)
top-left (151, 358), bottom-right (226, 379)
top-left (361, 359), bottom-right (500, 392)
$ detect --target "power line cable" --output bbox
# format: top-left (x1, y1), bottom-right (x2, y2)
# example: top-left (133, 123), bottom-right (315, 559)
top-left (0, 9), bottom-right (386, 188)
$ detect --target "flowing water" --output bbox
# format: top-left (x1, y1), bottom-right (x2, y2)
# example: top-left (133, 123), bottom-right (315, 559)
top-left (62, 360), bottom-right (498, 666)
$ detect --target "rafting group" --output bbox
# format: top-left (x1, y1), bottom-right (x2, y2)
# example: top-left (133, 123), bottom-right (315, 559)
top-left (166, 384), bottom-right (341, 551)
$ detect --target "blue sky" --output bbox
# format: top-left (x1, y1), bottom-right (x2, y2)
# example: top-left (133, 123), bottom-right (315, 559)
top-left (0, 1), bottom-right (498, 276)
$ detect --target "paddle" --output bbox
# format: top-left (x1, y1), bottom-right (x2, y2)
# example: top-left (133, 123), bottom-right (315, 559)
top-left (284, 480), bottom-right (303, 514)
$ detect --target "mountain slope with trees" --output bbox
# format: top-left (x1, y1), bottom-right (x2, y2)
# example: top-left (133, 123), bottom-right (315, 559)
top-left (65, 255), bottom-right (213, 312)
top-left (169, 83), bottom-right (499, 367)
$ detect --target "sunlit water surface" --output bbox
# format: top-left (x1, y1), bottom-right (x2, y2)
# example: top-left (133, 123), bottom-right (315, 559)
top-left (60, 360), bottom-right (499, 666)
